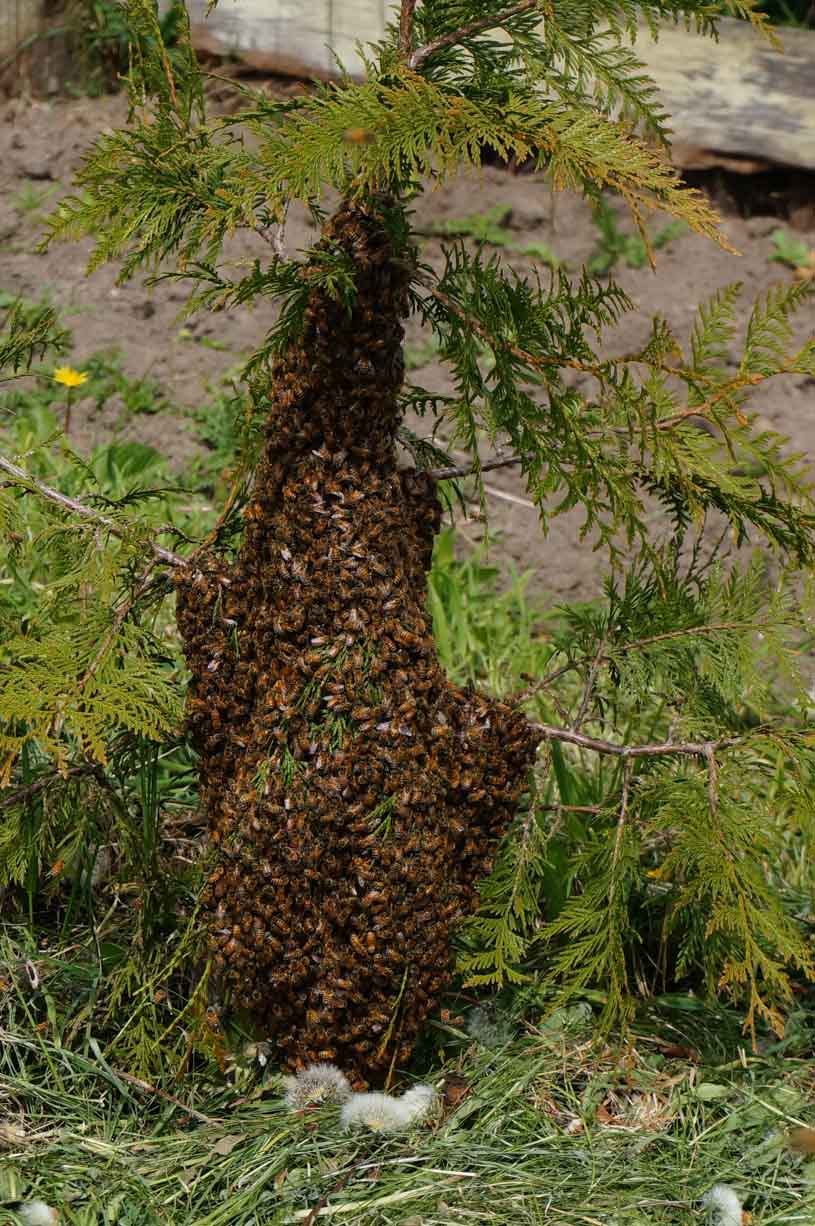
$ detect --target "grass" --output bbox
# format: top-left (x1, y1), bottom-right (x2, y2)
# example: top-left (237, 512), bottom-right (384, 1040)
top-left (769, 231), bottom-right (815, 280)
top-left (2, 983), bottom-right (815, 1224)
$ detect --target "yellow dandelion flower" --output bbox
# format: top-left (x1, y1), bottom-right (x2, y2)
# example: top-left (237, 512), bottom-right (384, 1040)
top-left (53, 365), bottom-right (89, 389)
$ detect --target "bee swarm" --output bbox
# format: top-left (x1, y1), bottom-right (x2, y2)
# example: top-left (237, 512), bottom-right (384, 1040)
top-left (175, 198), bottom-right (541, 1084)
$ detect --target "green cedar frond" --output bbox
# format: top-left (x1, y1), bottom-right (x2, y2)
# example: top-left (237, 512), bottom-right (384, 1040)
top-left (124, 0), bottom-right (204, 121)
top-left (0, 300), bottom-right (70, 377)
top-left (526, 19), bottom-right (673, 145)
top-left (396, 425), bottom-right (457, 473)
top-left (41, 120), bottom-right (249, 283)
top-left (0, 617), bottom-right (180, 773)
top-left (459, 799), bottom-right (550, 986)
top-left (740, 281), bottom-right (814, 379)
top-left (689, 282), bottom-right (742, 396)
top-left (647, 749), bottom-right (815, 1037)
top-left (721, 0), bottom-right (782, 46)
top-left (538, 816), bottom-right (641, 1030)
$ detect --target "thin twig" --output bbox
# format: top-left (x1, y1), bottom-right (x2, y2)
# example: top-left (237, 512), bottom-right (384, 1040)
top-left (189, 470), bottom-right (248, 563)
top-left (537, 803), bottom-right (603, 814)
top-left (79, 566), bottom-right (159, 699)
top-left (531, 722), bottom-right (739, 760)
top-left (572, 633), bottom-right (607, 734)
top-left (656, 370), bottom-right (769, 433)
top-left (609, 759), bottom-right (633, 904)
top-left (704, 742), bottom-right (719, 815)
top-left (483, 481), bottom-right (536, 510)
top-left (112, 1069), bottom-right (217, 1125)
top-left (408, 0), bottom-right (541, 71)
top-left (0, 454), bottom-right (187, 569)
top-left (427, 453), bottom-right (531, 482)
top-left (0, 763), bottom-right (98, 810)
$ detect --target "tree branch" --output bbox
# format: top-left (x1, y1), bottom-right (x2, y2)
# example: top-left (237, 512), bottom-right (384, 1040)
top-left (572, 632), bottom-right (608, 734)
top-left (609, 759), bottom-right (633, 905)
top-left (531, 722), bottom-right (739, 760)
top-left (0, 453), bottom-right (187, 569)
top-left (428, 285), bottom-right (607, 382)
top-left (399, 0), bottom-right (418, 55)
top-left (408, 0), bottom-right (541, 71)
top-left (426, 453), bottom-right (531, 481)
top-left (0, 762), bottom-right (99, 810)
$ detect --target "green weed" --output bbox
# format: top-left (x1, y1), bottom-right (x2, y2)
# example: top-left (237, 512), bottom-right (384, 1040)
top-left (11, 181), bottom-right (62, 218)
top-left (423, 204), bottom-right (561, 266)
top-left (769, 229), bottom-right (815, 273)
top-left (588, 196), bottom-right (687, 274)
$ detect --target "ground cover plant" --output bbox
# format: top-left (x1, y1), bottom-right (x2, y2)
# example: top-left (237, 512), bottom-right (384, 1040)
top-left (3, 0), bottom-right (815, 1219)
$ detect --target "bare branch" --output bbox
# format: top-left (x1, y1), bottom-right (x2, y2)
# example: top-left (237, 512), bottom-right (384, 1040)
top-left (531, 721), bottom-right (740, 760)
top-left (704, 742), bottom-right (719, 815)
top-left (426, 453), bottom-right (530, 482)
top-left (111, 1068), bottom-right (218, 1125)
top-left (538, 802), bottom-right (603, 814)
top-left (0, 762), bottom-right (99, 810)
top-left (408, 0), bottom-right (541, 71)
top-left (572, 632), bottom-right (608, 734)
top-left (0, 453), bottom-right (187, 569)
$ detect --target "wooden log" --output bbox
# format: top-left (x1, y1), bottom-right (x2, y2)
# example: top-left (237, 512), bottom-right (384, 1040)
top-left (178, 0), bottom-right (391, 79)
top-left (633, 18), bottom-right (815, 172)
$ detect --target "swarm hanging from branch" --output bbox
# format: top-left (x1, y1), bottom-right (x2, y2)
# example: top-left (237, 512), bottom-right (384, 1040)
top-left (173, 199), bottom-right (541, 1083)
top-left (3, 0), bottom-right (815, 1074)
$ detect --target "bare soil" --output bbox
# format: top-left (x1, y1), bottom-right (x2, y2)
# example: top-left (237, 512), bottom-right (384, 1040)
top-left (2, 89), bottom-right (814, 602)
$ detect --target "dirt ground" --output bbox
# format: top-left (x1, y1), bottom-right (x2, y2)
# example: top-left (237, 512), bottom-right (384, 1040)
top-left (1, 89), bottom-right (814, 602)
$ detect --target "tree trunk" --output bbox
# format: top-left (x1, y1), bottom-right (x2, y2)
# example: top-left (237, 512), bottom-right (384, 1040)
top-left (174, 198), bottom-right (541, 1085)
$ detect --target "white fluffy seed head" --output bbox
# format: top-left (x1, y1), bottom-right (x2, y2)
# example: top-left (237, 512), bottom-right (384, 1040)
top-left (282, 1062), bottom-right (352, 1108)
top-left (702, 1183), bottom-right (743, 1226)
top-left (465, 1006), bottom-right (514, 1049)
top-left (340, 1083), bottom-right (437, 1133)
top-left (10, 1202), bottom-right (60, 1226)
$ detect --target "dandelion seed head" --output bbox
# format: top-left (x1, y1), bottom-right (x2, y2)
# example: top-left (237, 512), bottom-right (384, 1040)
top-left (10, 1202), bottom-right (60, 1226)
top-left (340, 1083), bottom-right (437, 1132)
top-left (466, 1005), bottom-right (514, 1049)
top-left (702, 1183), bottom-right (743, 1226)
top-left (282, 1062), bottom-right (351, 1108)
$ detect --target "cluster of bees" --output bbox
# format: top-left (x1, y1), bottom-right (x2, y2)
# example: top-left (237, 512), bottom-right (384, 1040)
top-left (174, 199), bottom-right (542, 1085)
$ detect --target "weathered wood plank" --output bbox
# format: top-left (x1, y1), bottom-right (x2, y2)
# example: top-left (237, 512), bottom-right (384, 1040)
top-left (179, 0), bottom-right (392, 78)
top-left (633, 18), bottom-right (815, 171)
top-left (0, 0), bottom-right (44, 59)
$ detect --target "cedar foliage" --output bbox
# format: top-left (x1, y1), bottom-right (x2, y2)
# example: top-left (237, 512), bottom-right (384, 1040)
top-left (1, 0), bottom-right (815, 1069)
